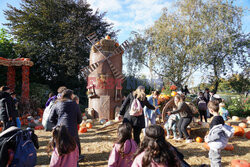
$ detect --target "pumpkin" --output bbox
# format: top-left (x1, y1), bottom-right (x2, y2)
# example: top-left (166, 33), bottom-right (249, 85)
top-left (247, 116), bottom-right (250, 121)
top-left (171, 91), bottom-right (177, 97)
top-left (105, 35), bottom-right (111, 40)
top-left (34, 125), bottom-right (44, 130)
top-left (203, 142), bottom-right (210, 150)
top-left (232, 126), bottom-right (245, 136)
top-left (79, 127), bottom-right (87, 133)
top-left (239, 123), bottom-right (247, 129)
top-left (196, 137), bottom-right (203, 143)
top-left (115, 43), bottom-right (119, 47)
top-left (0, 127), bottom-right (2, 132)
top-left (247, 120), bottom-right (250, 125)
top-left (232, 116), bottom-right (240, 121)
top-left (231, 159), bottom-right (250, 167)
top-left (86, 122), bottom-right (92, 129)
top-left (245, 131), bottom-right (250, 139)
top-left (224, 144), bottom-right (234, 151)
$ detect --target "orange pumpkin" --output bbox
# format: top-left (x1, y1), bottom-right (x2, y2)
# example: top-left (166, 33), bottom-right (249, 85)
top-left (232, 126), bottom-right (245, 136)
top-left (35, 125), bottom-right (44, 130)
top-left (0, 127), bottom-right (2, 132)
top-left (231, 159), bottom-right (250, 167)
top-left (86, 122), bottom-right (92, 129)
top-left (196, 137), bottom-right (203, 143)
top-left (80, 122), bottom-right (86, 128)
top-left (115, 43), bottom-right (119, 47)
top-left (224, 144), bottom-right (234, 151)
top-left (39, 118), bottom-right (42, 122)
top-left (239, 123), bottom-right (247, 129)
top-left (171, 91), bottom-right (177, 97)
top-left (203, 142), bottom-right (210, 150)
top-left (79, 127), bottom-right (87, 133)
top-left (245, 131), bottom-right (250, 139)
top-left (105, 35), bottom-right (111, 40)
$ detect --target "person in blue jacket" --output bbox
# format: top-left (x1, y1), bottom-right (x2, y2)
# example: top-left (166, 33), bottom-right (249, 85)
top-left (144, 91), bottom-right (161, 128)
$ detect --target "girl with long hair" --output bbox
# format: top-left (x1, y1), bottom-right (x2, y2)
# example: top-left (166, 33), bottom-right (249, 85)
top-left (48, 125), bottom-right (79, 167)
top-left (108, 123), bottom-right (137, 167)
top-left (119, 86), bottom-right (156, 144)
top-left (168, 95), bottom-right (193, 143)
top-left (132, 125), bottom-right (181, 167)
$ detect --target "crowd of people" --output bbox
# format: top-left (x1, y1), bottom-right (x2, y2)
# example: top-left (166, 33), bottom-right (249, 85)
top-left (0, 85), bottom-right (234, 167)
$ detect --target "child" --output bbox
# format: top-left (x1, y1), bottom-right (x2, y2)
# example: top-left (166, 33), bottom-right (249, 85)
top-left (205, 101), bottom-right (234, 167)
top-left (108, 123), bottom-right (137, 167)
top-left (219, 102), bottom-right (229, 121)
top-left (132, 125), bottom-right (181, 167)
top-left (164, 107), bottom-right (180, 140)
top-left (48, 125), bottom-right (79, 167)
top-left (144, 91), bottom-right (160, 128)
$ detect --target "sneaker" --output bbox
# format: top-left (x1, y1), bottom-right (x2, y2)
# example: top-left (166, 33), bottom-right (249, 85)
top-left (173, 137), bottom-right (178, 140)
top-left (177, 137), bottom-right (183, 141)
top-left (185, 139), bottom-right (192, 143)
top-left (166, 135), bottom-right (170, 139)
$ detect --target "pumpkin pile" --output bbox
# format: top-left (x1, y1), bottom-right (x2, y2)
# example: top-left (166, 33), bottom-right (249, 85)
top-left (158, 94), bottom-right (170, 104)
top-left (78, 121), bottom-right (93, 134)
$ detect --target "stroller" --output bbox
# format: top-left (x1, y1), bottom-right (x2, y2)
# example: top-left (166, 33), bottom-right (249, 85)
top-left (0, 126), bottom-right (39, 167)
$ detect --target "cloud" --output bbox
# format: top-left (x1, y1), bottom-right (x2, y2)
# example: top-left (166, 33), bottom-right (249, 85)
top-left (87, 0), bottom-right (173, 42)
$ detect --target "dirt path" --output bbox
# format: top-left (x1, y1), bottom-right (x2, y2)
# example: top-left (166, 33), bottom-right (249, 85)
top-left (36, 122), bottom-right (250, 167)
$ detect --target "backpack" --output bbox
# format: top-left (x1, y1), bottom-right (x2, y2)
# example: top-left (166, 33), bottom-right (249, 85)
top-left (198, 99), bottom-right (207, 111)
top-left (42, 101), bottom-right (55, 131)
top-left (10, 131), bottom-right (37, 167)
top-left (129, 98), bottom-right (143, 116)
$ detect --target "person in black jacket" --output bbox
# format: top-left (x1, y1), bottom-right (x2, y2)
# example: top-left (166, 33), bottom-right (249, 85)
top-left (119, 86), bottom-right (156, 145)
top-left (0, 86), bottom-right (17, 131)
top-left (49, 89), bottom-right (82, 157)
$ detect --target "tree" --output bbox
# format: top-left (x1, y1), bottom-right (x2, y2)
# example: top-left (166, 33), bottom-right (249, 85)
top-left (4, 0), bottom-right (117, 92)
top-left (126, 0), bottom-right (208, 88)
top-left (228, 73), bottom-right (250, 94)
top-left (198, 0), bottom-right (249, 93)
top-left (0, 28), bottom-right (17, 86)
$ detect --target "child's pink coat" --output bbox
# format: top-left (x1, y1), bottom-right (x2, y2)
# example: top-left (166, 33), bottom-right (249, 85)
top-left (132, 151), bottom-right (168, 167)
top-left (50, 146), bottom-right (79, 167)
top-left (108, 139), bottom-right (137, 167)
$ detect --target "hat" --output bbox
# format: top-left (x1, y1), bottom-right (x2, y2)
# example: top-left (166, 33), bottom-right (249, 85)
top-left (2, 86), bottom-right (10, 92)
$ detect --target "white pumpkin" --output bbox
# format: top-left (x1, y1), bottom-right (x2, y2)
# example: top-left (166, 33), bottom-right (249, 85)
top-left (232, 116), bottom-right (240, 121)
top-left (247, 120), bottom-right (250, 125)
top-left (239, 122), bottom-right (247, 128)
top-left (247, 116), bottom-right (250, 121)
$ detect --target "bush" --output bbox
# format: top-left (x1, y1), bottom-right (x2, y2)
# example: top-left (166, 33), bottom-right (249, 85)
top-left (227, 96), bottom-right (250, 117)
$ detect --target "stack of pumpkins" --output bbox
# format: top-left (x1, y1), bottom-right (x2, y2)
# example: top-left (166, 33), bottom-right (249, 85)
top-left (79, 120), bottom-right (93, 134)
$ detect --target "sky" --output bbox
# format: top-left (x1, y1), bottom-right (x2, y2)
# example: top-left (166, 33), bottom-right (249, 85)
top-left (0, 0), bottom-right (249, 86)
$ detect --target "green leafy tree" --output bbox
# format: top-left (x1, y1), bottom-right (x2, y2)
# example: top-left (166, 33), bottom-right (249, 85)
top-left (228, 73), bottom-right (250, 94)
top-left (4, 0), bottom-right (117, 94)
top-left (198, 0), bottom-right (249, 93)
top-left (0, 28), bottom-right (17, 86)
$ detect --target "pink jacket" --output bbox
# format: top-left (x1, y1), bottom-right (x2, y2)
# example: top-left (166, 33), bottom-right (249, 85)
top-left (132, 151), bottom-right (167, 167)
top-left (50, 146), bottom-right (79, 167)
top-left (108, 139), bottom-right (137, 167)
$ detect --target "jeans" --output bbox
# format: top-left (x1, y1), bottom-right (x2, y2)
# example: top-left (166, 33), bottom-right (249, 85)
top-left (177, 117), bottom-right (192, 139)
top-left (199, 109), bottom-right (207, 122)
top-left (209, 149), bottom-right (221, 167)
top-left (144, 114), bottom-right (156, 128)
top-left (164, 122), bottom-right (177, 138)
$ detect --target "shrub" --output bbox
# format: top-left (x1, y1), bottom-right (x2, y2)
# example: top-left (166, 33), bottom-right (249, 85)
top-left (227, 96), bottom-right (250, 117)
